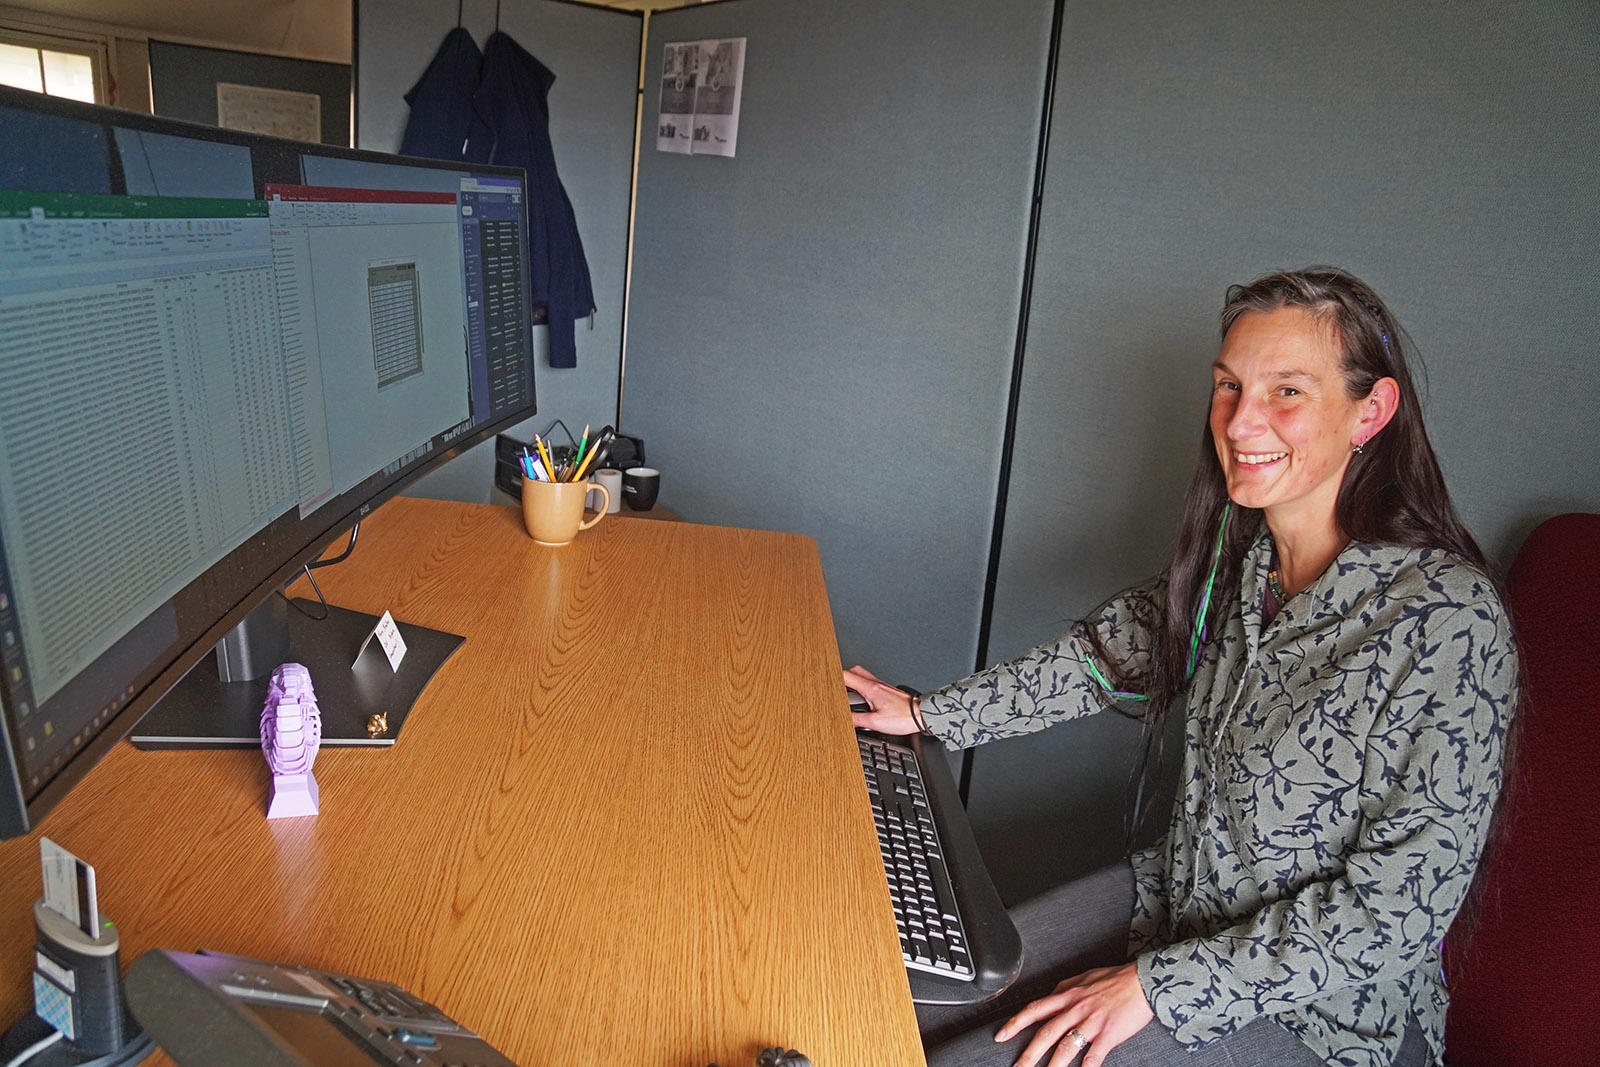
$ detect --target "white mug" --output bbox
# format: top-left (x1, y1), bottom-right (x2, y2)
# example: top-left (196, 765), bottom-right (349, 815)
top-left (588, 468), bottom-right (624, 514)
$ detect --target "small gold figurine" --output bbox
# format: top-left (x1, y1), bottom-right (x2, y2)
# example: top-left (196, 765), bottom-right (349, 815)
top-left (366, 712), bottom-right (388, 738)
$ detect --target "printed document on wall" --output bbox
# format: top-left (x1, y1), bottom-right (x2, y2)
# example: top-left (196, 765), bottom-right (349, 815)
top-left (217, 83), bottom-right (321, 143)
top-left (693, 39), bottom-right (745, 157)
top-left (656, 39), bottom-right (746, 157)
top-left (656, 42), bottom-right (696, 154)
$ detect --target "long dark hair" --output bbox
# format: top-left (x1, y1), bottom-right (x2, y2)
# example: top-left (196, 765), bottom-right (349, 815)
top-left (1100, 267), bottom-right (1488, 711)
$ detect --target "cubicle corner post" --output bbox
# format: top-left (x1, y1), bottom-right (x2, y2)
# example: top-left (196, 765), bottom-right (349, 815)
top-left (962, 0), bottom-right (1071, 807)
top-left (622, 0), bottom-right (1059, 692)
top-left (351, 0), bottom-right (361, 146)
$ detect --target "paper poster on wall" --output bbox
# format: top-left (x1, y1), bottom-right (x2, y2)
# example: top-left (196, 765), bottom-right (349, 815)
top-left (656, 42), bottom-right (696, 154)
top-left (692, 38), bottom-right (745, 157)
top-left (656, 38), bottom-right (745, 157)
top-left (217, 83), bottom-right (321, 143)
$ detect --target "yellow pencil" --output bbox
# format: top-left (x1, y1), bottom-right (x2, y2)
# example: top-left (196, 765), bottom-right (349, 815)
top-left (535, 436), bottom-right (557, 481)
top-left (572, 443), bottom-right (602, 482)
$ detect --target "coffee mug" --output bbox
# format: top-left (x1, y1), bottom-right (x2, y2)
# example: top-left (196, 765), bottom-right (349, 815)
top-left (622, 467), bottom-right (660, 512)
top-left (588, 468), bottom-right (623, 514)
top-left (522, 477), bottom-right (609, 545)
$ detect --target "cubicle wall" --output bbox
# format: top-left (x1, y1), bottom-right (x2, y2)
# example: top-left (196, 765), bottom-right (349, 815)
top-left (150, 41), bottom-right (351, 146)
top-left (622, 0), bottom-right (1055, 687)
top-left (355, 0), bottom-right (640, 502)
top-left (966, 0), bottom-right (1600, 901)
top-left (352, 0), bottom-right (1598, 905)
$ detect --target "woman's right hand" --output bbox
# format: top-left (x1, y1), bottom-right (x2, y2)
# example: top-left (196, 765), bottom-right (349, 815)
top-left (842, 665), bottom-right (923, 735)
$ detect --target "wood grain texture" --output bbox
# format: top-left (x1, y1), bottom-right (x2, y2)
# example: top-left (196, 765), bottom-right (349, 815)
top-left (0, 498), bottom-right (924, 1065)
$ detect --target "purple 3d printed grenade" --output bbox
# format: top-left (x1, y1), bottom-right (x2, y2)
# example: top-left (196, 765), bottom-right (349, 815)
top-left (260, 663), bottom-right (322, 819)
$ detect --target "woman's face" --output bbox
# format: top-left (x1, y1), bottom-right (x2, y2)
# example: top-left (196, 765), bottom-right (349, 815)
top-left (1209, 306), bottom-right (1368, 530)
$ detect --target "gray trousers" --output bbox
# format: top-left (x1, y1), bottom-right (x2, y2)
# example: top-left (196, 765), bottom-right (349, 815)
top-left (918, 863), bottom-right (1427, 1067)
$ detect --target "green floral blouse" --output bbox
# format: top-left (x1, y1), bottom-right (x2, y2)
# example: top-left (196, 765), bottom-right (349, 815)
top-left (919, 528), bottom-right (1516, 1067)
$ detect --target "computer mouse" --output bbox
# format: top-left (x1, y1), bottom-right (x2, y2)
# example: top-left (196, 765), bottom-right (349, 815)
top-left (845, 687), bottom-right (870, 714)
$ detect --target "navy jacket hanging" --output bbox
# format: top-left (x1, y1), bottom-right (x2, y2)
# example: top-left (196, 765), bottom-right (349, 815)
top-left (474, 31), bottom-right (594, 370)
top-left (399, 27), bottom-right (493, 164)
top-left (398, 27), bottom-right (595, 369)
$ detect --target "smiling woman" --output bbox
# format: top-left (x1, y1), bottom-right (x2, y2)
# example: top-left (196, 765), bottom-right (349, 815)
top-left (847, 268), bottom-right (1518, 1067)
top-left (1208, 306), bottom-right (1396, 573)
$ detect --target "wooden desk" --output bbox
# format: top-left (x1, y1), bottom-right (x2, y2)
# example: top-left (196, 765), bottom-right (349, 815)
top-left (0, 498), bottom-right (924, 1065)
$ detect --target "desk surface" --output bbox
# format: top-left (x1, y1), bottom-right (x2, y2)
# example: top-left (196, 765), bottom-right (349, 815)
top-left (0, 497), bottom-right (924, 1065)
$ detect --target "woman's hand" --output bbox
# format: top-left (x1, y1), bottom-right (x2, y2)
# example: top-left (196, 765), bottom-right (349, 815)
top-left (842, 665), bottom-right (921, 735)
top-left (995, 962), bottom-right (1154, 1067)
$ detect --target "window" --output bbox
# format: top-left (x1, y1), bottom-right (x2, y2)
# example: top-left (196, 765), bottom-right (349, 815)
top-left (0, 29), bottom-right (108, 104)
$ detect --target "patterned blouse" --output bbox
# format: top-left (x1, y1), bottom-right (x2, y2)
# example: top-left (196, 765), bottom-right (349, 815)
top-left (918, 526), bottom-right (1517, 1067)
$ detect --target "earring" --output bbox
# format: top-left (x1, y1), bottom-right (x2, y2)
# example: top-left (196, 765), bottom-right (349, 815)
top-left (1352, 440), bottom-right (1366, 455)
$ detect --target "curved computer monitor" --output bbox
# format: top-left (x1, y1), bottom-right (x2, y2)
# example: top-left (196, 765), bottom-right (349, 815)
top-left (0, 86), bottom-right (539, 838)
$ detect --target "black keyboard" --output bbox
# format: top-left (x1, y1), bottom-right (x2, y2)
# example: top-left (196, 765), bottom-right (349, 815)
top-left (858, 732), bottom-right (976, 980)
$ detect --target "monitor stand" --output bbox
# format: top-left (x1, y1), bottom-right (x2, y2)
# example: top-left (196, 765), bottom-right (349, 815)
top-left (130, 596), bottom-right (463, 750)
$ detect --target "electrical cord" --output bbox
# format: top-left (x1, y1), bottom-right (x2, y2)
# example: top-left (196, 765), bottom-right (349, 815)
top-left (2, 1028), bottom-right (62, 1067)
top-left (541, 419), bottom-right (578, 448)
top-left (306, 523), bottom-right (360, 571)
top-left (278, 565), bottom-right (330, 621)
top-left (276, 523), bottom-right (360, 621)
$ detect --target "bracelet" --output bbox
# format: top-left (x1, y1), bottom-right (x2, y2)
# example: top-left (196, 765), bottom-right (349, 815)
top-left (909, 695), bottom-right (929, 735)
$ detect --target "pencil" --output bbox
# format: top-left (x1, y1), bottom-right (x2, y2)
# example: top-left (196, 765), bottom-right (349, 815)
top-left (572, 443), bottom-right (603, 482)
top-left (535, 435), bottom-right (557, 481)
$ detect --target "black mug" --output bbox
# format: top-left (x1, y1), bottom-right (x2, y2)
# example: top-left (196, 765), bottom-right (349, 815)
top-left (622, 467), bottom-right (660, 511)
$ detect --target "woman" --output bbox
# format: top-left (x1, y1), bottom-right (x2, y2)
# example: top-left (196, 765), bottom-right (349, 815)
top-left (845, 268), bottom-right (1516, 1067)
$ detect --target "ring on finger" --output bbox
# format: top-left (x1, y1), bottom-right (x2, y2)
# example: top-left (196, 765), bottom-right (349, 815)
top-left (1066, 1028), bottom-right (1089, 1052)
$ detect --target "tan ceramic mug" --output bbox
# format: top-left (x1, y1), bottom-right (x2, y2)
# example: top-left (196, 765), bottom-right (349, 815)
top-left (522, 478), bottom-right (609, 545)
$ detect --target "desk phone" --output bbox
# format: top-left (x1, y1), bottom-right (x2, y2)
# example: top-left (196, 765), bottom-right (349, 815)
top-left (124, 949), bottom-right (514, 1066)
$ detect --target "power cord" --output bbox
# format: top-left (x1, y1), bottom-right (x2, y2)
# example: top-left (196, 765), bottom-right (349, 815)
top-left (2, 1028), bottom-right (62, 1067)
top-left (277, 523), bottom-right (361, 621)
top-left (278, 564), bottom-right (331, 621)
top-left (541, 419), bottom-right (578, 448)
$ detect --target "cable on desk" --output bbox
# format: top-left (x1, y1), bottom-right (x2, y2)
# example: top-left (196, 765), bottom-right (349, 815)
top-left (2, 1028), bottom-right (62, 1067)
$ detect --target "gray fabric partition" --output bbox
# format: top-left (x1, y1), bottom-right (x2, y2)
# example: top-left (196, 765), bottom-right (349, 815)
top-left (355, 0), bottom-right (639, 503)
top-left (149, 40), bottom-right (350, 146)
top-left (968, 0), bottom-right (1600, 903)
top-left (623, 0), bottom-right (1054, 687)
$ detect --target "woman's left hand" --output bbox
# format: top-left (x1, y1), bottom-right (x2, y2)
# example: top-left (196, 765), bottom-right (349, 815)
top-left (995, 962), bottom-right (1155, 1067)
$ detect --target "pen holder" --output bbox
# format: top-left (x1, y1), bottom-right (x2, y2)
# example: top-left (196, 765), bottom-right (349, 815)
top-left (522, 478), bottom-right (609, 545)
